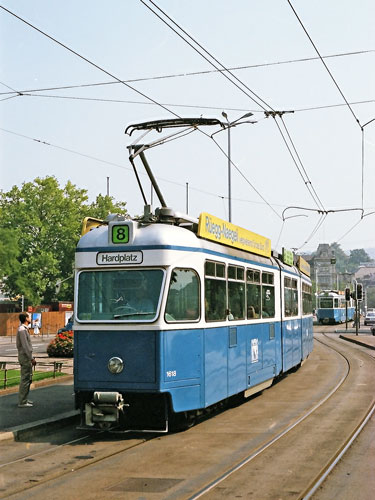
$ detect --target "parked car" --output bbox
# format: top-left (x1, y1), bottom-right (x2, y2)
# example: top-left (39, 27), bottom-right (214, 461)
top-left (58, 317), bottom-right (74, 333)
top-left (364, 312), bottom-right (375, 326)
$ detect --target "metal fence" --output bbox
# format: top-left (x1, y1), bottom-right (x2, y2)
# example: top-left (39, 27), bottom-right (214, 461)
top-left (0, 360), bottom-right (65, 390)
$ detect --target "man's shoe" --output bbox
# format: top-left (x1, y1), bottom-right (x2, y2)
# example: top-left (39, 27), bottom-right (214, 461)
top-left (18, 402), bottom-right (33, 408)
top-left (27, 400), bottom-right (33, 404)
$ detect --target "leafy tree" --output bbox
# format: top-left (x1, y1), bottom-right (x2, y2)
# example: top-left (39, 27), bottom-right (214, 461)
top-left (0, 176), bottom-right (127, 306)
top-left (348, 249), bottom-right (372, 270)
top-left (366, 287), bottom-right (375, 309)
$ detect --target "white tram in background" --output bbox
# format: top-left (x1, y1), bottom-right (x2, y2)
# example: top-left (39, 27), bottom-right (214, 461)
top-left (74, 208), bottom-right (313, 431)
top-left (316, 290), bottom-right (355, 324)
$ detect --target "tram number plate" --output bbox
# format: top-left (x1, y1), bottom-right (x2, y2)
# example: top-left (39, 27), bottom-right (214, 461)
top-left (112, 225), bottom-right (129, 244)
top-left (166, 370), bottom-right (177, 378)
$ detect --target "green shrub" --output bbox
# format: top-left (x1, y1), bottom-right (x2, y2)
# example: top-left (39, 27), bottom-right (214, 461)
top-left (47, 331), bottom-right (74, 358)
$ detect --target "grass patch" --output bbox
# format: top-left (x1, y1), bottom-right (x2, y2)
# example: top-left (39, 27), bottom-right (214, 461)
top-left (0, 369), bottom-right (66, 390)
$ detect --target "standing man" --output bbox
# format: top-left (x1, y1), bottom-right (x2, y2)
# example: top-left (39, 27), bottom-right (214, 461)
top-left (16, 312), bottom-right (36, 408)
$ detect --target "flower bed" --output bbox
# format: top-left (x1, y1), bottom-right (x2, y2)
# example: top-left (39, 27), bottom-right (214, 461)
top-left (47, 330), bottom-right (74, 358)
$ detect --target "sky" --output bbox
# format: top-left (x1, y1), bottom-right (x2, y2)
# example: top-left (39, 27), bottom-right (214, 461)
top-left (1, 0), bottom-right (374, 255)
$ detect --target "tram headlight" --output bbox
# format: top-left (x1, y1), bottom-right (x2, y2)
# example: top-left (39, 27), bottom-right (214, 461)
top-left (107, 357), bottom-right (124, 374)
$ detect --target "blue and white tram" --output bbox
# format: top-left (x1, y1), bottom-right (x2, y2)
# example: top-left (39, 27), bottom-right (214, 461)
top-left (316, 290), bottom-right (355, 324)
top-left (74, 209), bottom-right (313, 431)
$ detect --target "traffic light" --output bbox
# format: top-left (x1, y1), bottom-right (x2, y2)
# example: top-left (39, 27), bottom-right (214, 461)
top-left (356, 283), bottom-right (363, 301)
top-left (345, 288), bottom-right (351, 301)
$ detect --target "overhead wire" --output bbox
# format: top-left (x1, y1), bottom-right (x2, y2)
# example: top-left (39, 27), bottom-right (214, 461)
top-left (3, 3), bottom-right (368, 247)
top-left (139, 0), bottom-right (329, 232)
top-left (1, 49), bottom-right (373, 97)
top-left (3, 91), bottom-right (374, 117)
top-left (0, 5), bottom-right (181, 119)
top-left (139, 0), bottom-right (274, 112)
top-left (297, 212), bottom-right (328, 250)
top-left (286, 0), bottom-right (362, 129)
top-left (0, 125), bottom-right (285, 210)
top-left (286, 0), bottom-right (375, 243)
top-left (271, 115), bottom-right (325, 212)
top-left (0, 4), bottom-right (279, 221)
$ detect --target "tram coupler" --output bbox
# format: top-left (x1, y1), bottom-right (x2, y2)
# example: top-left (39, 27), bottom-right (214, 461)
top-left (84, 391), bottom-right (127, 428)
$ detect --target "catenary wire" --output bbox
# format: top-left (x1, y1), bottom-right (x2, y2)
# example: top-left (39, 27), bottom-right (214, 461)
top-left (1, 49), bottom-right (373, 97)
top-left (279, 115), bottom-right (326, 211)
top-left (0, 5), bottom-right (181, 119)
top-left (139, 0), bottom-right (327, 223)
top-left (1, 8), bottom-right (371, 250)
top-left (139, 0), bottom-right (274, 112)
top-left (297, 212), bottom-right (328, 250)
top-left (336, 210), bottom-right (375, 243)
top-left (271, 116), bottom-right (324, 211)
top-left (0, 126), bottom-right (287, 210)
top-left (0, 3), bottom-right (363, 220)
top-left (6, 92), bottom-right (374, 117)
top-left (286, 0), bottom-right (361, 129)
top-left (3, 91), bottom-right (374, 119)
top-left (0, 5), bottom-right (281, 221)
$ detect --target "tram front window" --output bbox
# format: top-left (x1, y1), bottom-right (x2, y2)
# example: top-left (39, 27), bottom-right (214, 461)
top-left (77, 269), bottom-right (164, 321)
top-left (319, 298), bottom-right (333, 309)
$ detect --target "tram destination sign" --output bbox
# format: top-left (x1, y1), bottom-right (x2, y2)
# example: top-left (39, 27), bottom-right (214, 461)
top-left (198, 212), bottom-right (271, 258)
top-left (297, 256), bottom-right (311, 277)
top-left (96, 251), bottom-right (143, 265)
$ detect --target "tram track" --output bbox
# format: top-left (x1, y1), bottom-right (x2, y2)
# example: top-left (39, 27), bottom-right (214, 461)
top-left (1, 333), bottom-right (374, 499)
top-left (186, 333), bottom-right (352, 500)
top-left (300, 333), bottom-right (375, 499)
top-left (185, 333), bottom-right (375, 500)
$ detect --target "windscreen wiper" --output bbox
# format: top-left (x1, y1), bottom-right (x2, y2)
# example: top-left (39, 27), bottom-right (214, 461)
top-left (113, 312), bottom-right (155, 319)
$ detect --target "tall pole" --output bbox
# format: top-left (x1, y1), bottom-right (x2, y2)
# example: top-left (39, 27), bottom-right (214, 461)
top-left (106, 177), bottom-right (110, 197)
top-left (220, 111), bottom-right (255, 223)
top-left (186, 182), bottom-right (189, 214)
top-left (227, 126), bottom-right (232, 222)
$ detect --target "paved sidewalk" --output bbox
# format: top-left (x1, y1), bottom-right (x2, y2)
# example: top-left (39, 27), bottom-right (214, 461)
top-left (0, 377), bottom-right (78, 441)
top-left (339, 333), bottom-right (375, 350)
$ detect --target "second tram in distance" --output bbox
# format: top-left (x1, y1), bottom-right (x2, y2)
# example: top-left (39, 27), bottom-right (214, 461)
top-left (74, 208), bottom-right (314, 431)
top-left (316, 290), bottom-right (355, 324)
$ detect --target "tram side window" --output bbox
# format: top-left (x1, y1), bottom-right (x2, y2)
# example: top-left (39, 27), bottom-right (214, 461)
top-left (228, 265), bottom-right (245, 320)
top-left (246, 269), bottom-right (261, 319)
top-left (165, 269), bottom-right (200, 322)
top-left (284, 277), bottom-right (299, 317)
top-left (205, 261), bottom-right (226, 321)
top-left (262, 272), bottom-right (275, 318)
top-left (302, 283), bottom-right (313, 315)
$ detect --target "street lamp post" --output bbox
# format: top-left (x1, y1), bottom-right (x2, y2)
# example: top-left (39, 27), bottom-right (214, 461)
top-left (221, 111), bottom-right (255, 222)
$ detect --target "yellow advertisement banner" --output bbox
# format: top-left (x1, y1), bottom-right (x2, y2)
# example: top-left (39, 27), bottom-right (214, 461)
top-left (198, 213), bottom-right (271, 258)
top-left (298, 256), bottom-right (311, 277)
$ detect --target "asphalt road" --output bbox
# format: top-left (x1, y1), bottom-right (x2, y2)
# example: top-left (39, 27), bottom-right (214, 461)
top-left (0, 334), bottom-right (53, 357)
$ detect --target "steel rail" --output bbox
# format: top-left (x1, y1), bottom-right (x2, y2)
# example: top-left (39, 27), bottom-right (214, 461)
top-left (300, 333), bottom-right (375, 499)
top-left (187, 335), bottom-right (351, 499)
top-left (302, 401), bottom-right (375, 500)
top-left (0, 432), bottom-right (149, 498)
top-left (3, 333), bottom-right (373, 500)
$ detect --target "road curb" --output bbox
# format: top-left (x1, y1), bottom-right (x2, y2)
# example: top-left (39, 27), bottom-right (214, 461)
top-left (0, 409), bottom-right (80, 442)
top-left (339, 335), bottom-right (375, 351)
top-left (0, 374), bottom-right (74, 396)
